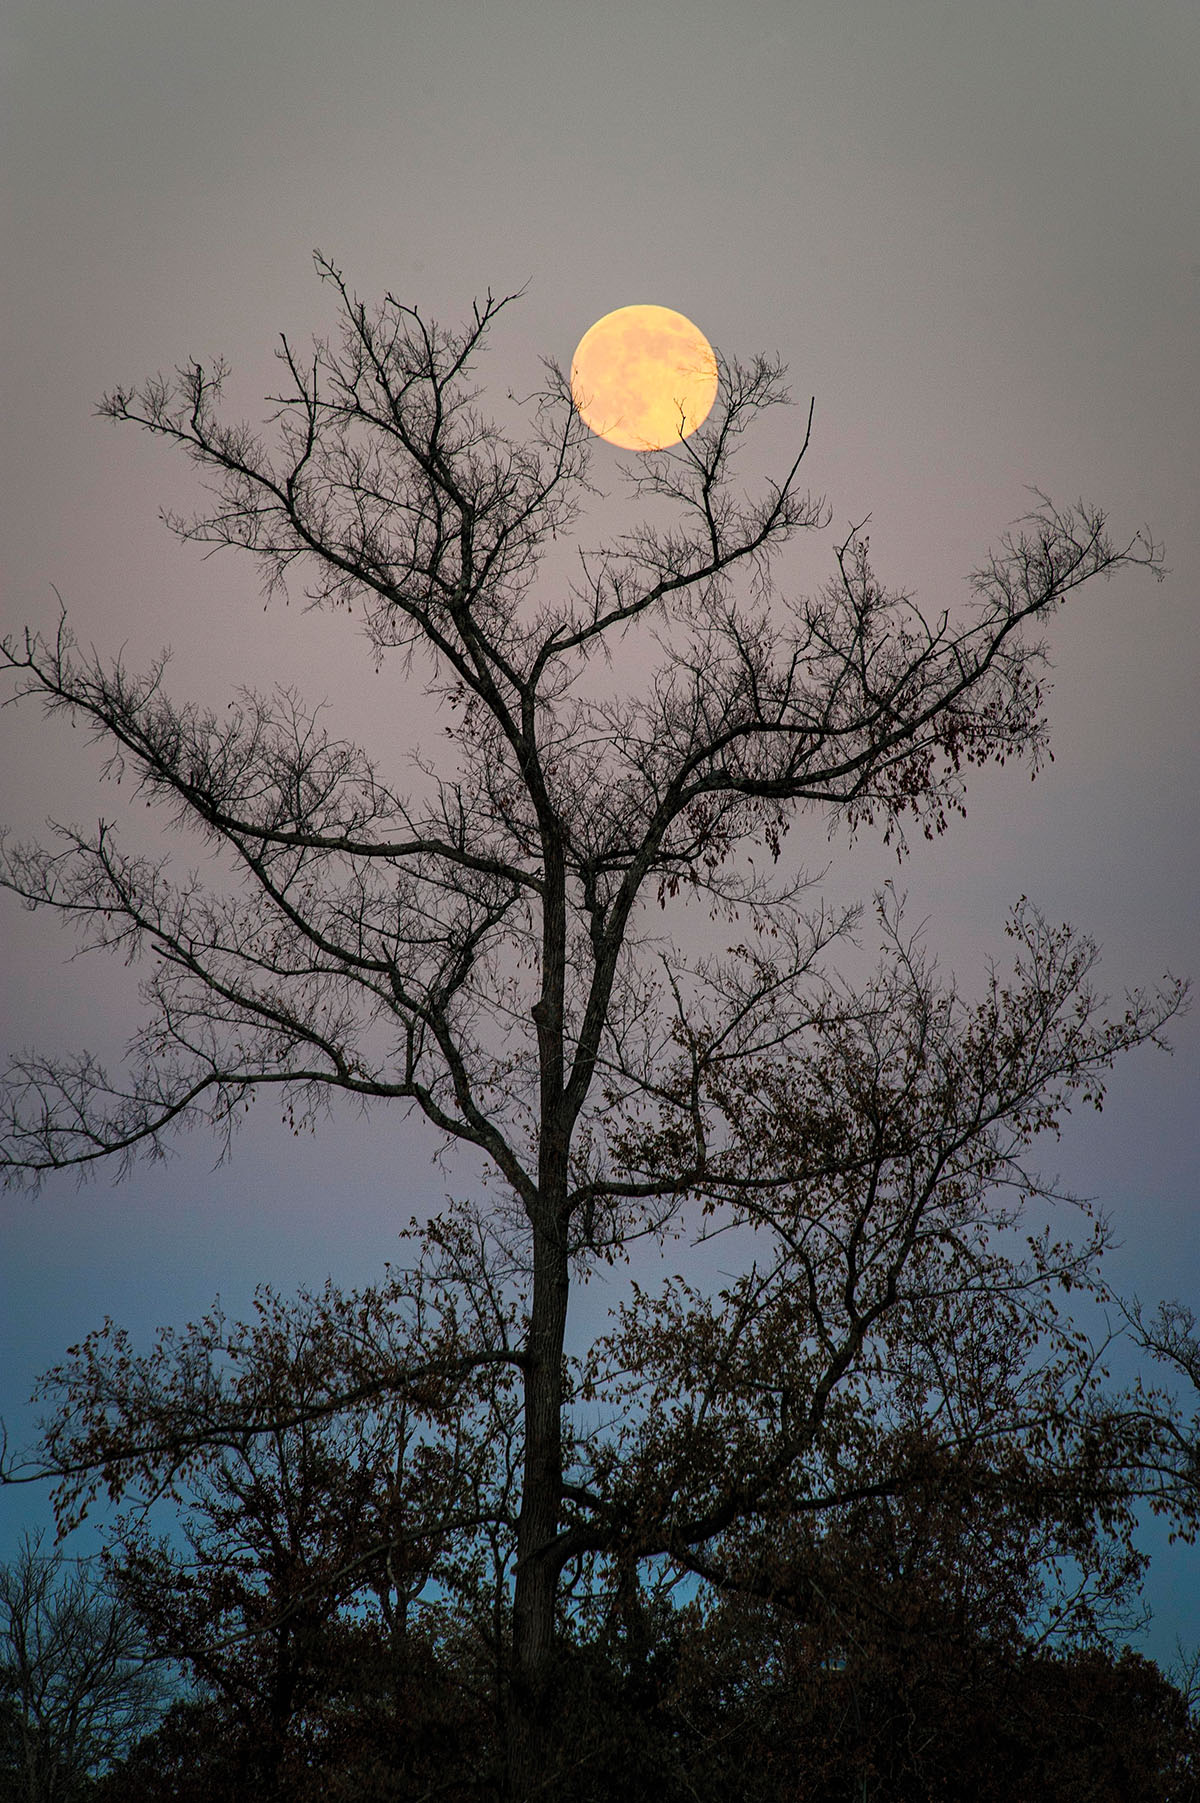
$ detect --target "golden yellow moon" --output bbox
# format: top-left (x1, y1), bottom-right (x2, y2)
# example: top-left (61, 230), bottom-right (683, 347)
top-left (570, 305), bottom-right (718, 451)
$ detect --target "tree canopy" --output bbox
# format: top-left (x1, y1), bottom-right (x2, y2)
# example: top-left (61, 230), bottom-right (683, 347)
top-left (1, 255), bottom-right (1187, 1799)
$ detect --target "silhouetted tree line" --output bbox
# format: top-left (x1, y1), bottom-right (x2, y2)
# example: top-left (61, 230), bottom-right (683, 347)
top-left (4, 1513), bottom-right (1198, 1802)
top-left (86, 1626), bottom-right (1200, 1803)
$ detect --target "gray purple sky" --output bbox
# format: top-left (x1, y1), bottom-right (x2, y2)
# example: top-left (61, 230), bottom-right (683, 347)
top-left (2, 0), bottom-right (1198, 1667)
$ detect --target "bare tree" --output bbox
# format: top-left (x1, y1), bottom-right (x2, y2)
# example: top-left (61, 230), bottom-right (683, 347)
top-left (0, 1533), bottom-right (169, 1802)
top-left (0, 254), bottom-right (1183, 1797)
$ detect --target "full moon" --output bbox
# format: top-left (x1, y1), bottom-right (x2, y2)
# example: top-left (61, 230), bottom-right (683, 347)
top-left (570, 305), bottom-right (718, 451)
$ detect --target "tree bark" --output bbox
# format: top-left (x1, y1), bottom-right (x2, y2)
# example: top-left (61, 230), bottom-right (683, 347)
top-left (506, 1217), bottom-right (569, 1802)
top-left (504, 814), bottom-right (573, 1797)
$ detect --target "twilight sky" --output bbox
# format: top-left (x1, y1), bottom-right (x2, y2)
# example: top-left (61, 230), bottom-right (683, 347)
top-left (2, 0), bottom-right (1198, 1667)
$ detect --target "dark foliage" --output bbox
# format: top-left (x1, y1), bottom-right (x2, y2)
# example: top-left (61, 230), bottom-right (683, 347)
top-left (87, 1594), bottom-right (1199, 1803)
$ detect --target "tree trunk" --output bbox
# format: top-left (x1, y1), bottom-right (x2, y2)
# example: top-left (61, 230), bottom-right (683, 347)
top-left (503, 826), bottom-right (573, 1798)
top-left (505, 1216), bottom-right (570, 1801)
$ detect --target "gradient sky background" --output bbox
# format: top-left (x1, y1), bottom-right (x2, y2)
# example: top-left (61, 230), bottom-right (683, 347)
top-left (2, 0), bottom-right (1198, 1672)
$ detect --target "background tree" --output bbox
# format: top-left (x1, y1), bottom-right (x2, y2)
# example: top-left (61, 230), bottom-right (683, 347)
top-left (657, 1596), bottom-right (1199, 1803)
top-left (1121, 1298), bottom-right (1200, 1539)
top-left (0, 255), bottom-right (1182, 1797)
top-left (0, 1533), bottom-right (170, 1803)
top-left (25, 1210), bottom-right (523, 1799)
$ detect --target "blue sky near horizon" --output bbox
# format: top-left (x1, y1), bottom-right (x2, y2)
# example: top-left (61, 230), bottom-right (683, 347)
top-left (2, 0), bottom-right (1198, 1675)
